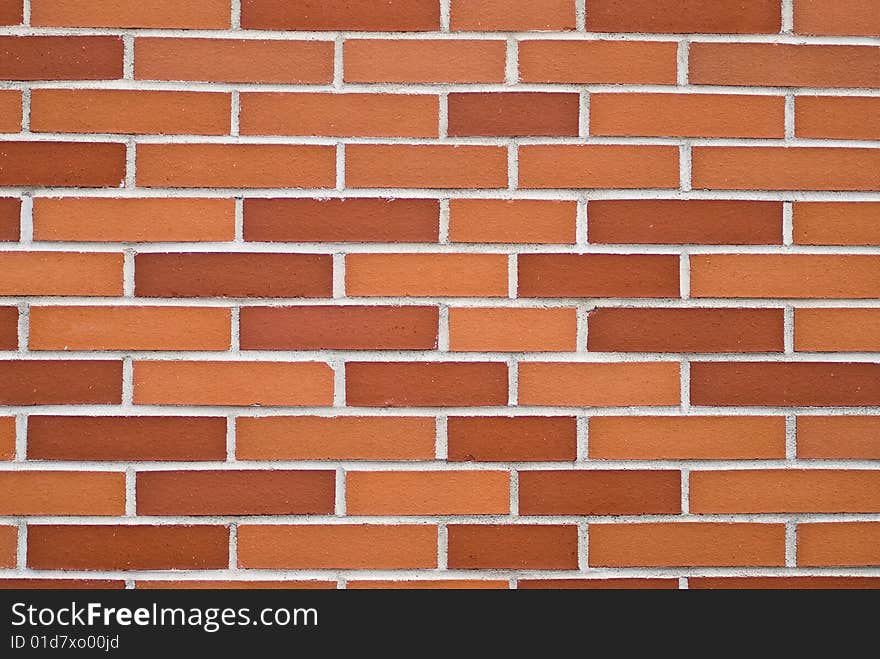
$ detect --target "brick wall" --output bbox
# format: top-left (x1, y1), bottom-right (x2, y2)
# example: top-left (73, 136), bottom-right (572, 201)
top-left (0, 0), bottom-right (878, 589)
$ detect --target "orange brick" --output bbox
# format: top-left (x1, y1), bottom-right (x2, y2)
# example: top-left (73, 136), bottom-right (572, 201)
top-left (794, 202), bottom-right (880, 246)
top-left (240, 93), bottom-right (438, 138)
top-left (0, 417), bottom-right (13, 460)
top-left (519, 145), bottom-right (679, 189)
top-left (449, 307), bottom-right (577, 352)
top-left (33, 197), bottom-right (236, 243)
top-left (447, 416), bottom-right (578, 463)
top-left (0, 526), bottom-right (14, 568)
top-left (0, 90), bottom-right (21, 132)
top-left (518, 362), bottom-right (680, 407)
top-left (137, 144), bottom-right (336, 189)
top-left (133, 361), bottom-right (334, 407)
top-left (796, 308), bottom-right (880, 352)
top-left (519, 579), bottom-right (678, 590)
top-left (448, 525), bottom-right (578, 569)
top-left (691, 577), bottom-right (880, 589)
top-left (31, 0), bottom-right (230, 28)
top-left (690, 43), bottom-right (880, 88)
top-left (0, 0), bottom-right (21, 25)
top-left (794, 0), bottom-right (880, 36)
top-left (590, 523), bottom-right (785, 567)
top-left (588, 0), bottom-right (781, 33)
top-left (448, 92), bottom-right (579, 137)
top-left (0, 198), bottom-right (17, 242)
top-left (796, 96), bottom-right (880, 141)
top-left (0, 579), bottom-right (123, 589)
top-left (692, 470), bottom-right (880, 513)
top-left (137, 580), bottom-right (335, 590)
top-left (519, 40), bottom-right (678, 84)
top-left (693, 147), bottom-right (880, 191)
top-left (798, 523), bottom-right (880, 566)
top-left (135, 38), bottom-right (334, 84)
top-left (450, 0), bottom-right (575, 31)
top-left (346, 471), bottom-right (509, 515)
top-left (238, 525), bottom-right (437, 569)
top-left (448, 199), bottom-right (576, 244)
top-left (236, 416), bottom-right (436, 461)
top-left (591, 93), bottom-right (784, 138)
top-left (345, 40), bottom-right (506, 83)
top-left (797, 416), bottom-right (880, 460)
top-left (691, 255), bottom-right (880, 299)
top-left (30, 90), bottom-right (230, 135)
top-left (346, 253), bottom-right (508, 297)
top-left (0, 471), bottom-right (124, 515)
top-left (349, 580), bottom-right (508, 589)
top-left (589, 416), bottom-right (786, 460)
top-left (0, 306), bottom-right (16, 350)
top-left (0, 252), bottom-right (122, 296)
top-left (346, 145), bottom-right (507, 189)
top-left (30, 306), bottom-right (230, 351)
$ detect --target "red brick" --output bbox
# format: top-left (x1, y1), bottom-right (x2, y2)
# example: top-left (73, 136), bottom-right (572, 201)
top-left (27, 416), bottom-right (227, 462)
top-left (240, 93), bottom-right (438, 138)
top-left (346, 471), bottom-right (509, 515)
top-left (0, 142), bottom-right (125, 187)
top-left (0, 36), bottom-right (122, 80)
top-left (240, 306), bottom-right (438, 351)
top-left (0, 360), bottom-right (121, 405)
top-left (33, 198), bottom-right (235, 243)
top-left (0, 90), bottom-right (22, 132)
top-left (28, 525), bottom-right (229, 570)
top-left (133, 361), bottom-right (334, 407)
top-left (31, 90), bottom-right (230, 135)
top-left (796, 96), bottom-right (880, 141)
top-left (798, 523), bottom-right (880, 566)
top-left (519, 470), bottom-right (681, 515)
top-left (691, 577), bottom-right (880, 589)
top-left (448, 93), bottom-right (579, 137)
top-left (518, 254), bottom-right (680, 298)
top-left (0, 526), bottom-right (15, 568)
top-left (236, 416), bottom-right (436, 461)
top-left (587, 308), bottom-right (784, 353)
top-left (244, 198), bottom-right (439, 243)
top-left (135, 38), bottom-right (333, 84)
top-left (241, 0), bottom-right (439, 31)
top-left (590, 523), bottom-right (785, 567)
top-left (135, 253), bottom-right (332, 298)
top-left (137, 470), bottom-right (335, 515)
top-left (519, 579), bottom-right (679, 590)
top-left (0, 306), bottom-right (16, 350)
top-left (448, 525), bottom-right (578, 569)
top-left (0, 197), bottom-right (18, 241)
top-left (588, 200), bottom-right (783, 245)
top-left (349, 580), bottom-right (508, 589)
top-left (519, 40), bottom-right (678, 84)
top-left (0, 580), bottom-right (124, 589)
top-left (0, 0), bottom-right (21, 24)
top-left (587, 0), bottom-right (781, 33)
top-left (690, 43), bottom-right (880, 88)
top-left (518, 362), bottom-right (680, 407)
top-left (0, 416), bottom-right (13, 460)
top-left (346, 362), bottom-right (508, 408)
top-left (691, 362), bottom-right (880, 407)
top-left (447, 416), bottom-right (578, 463)
top-left (238, 525), bottom-right (437, 569)
top-left (137, 580), bottom-right (335, 590)
top-left (345, 40), bottom-right (506, 84)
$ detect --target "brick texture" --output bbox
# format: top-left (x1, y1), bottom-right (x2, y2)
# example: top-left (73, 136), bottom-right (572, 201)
top-left (0, 1), bottom-right (878, 590)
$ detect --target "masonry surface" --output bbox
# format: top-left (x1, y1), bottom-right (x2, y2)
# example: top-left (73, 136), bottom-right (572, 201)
top-left (0, 0), bottom-right (879, 590)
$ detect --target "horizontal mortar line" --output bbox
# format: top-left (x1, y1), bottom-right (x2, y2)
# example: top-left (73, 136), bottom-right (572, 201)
top-left (5, 133), bottom-right (880, 148)
top-left (15, 243), bottom-right (880, 255)
top-left (4, 460), bottom-right (880, 471)
top-left (13, 299), bottom-right (880, 309)
top-left (6, 567), bottom-right (880, 580)
top-left (7, 513), bottom-right (880, 524)
top-left (0, 26), bottom-right (878, 46)
top-left (9, 351), bottom-right (880, 362)
top-left (8, 80), bottom-right (880, 95)
top-left (8, 188), bottom-right (880, 201)
top-left (5, 406), bottom-right (880, 417)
